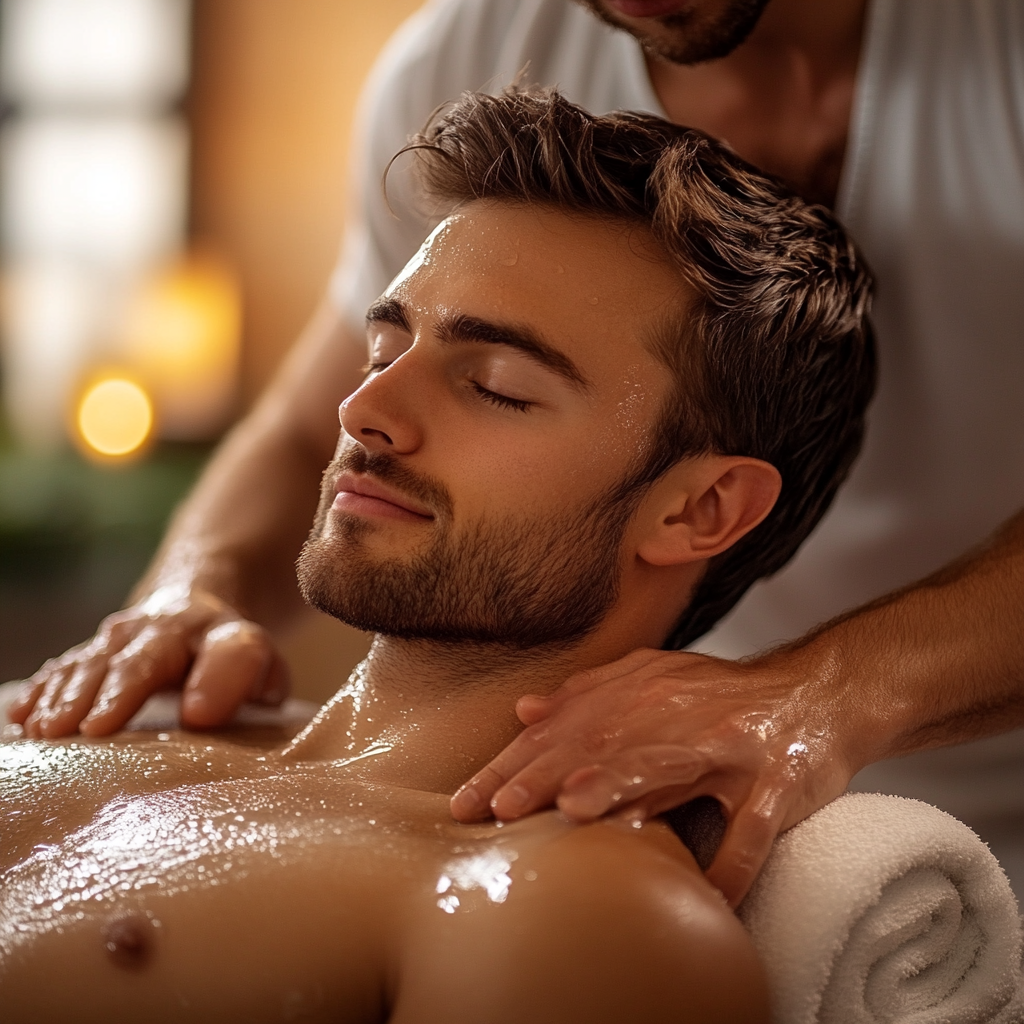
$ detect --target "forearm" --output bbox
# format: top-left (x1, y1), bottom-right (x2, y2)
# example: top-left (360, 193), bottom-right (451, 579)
top-left (133, 409), bottom-right (326, 629)
top-left (131, 301), bottom-right (366, 632)
top-left (789, 509), bottom-right (1024, 768)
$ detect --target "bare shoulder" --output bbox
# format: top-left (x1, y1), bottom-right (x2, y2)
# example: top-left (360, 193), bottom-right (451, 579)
top-left (0, 733), bottom-right (264, 872)
top-left (394, 816), bottom-right (769, 1024)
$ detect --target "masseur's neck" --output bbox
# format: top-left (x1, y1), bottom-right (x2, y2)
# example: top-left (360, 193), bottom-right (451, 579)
top-left (718, 0), bottom-right (866, 73)
top-left (281, 583), bottom-right (683, 794)
top-left (647, 0), bottom-right (867, 206)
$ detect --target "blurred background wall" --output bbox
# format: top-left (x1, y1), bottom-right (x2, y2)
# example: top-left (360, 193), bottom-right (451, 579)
top-left (0, 0), bottom-right (422, 705)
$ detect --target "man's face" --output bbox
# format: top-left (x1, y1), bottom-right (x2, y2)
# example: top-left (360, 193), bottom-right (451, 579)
top-left (574, 0), bottom-right (770, 66)
top-left (298, 203), bottom-right (688, 648)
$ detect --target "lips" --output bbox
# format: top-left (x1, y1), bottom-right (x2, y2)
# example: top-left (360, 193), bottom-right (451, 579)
top-left (331, 472), bottom-right (433, 522)
top-left (605, 0), bottom-right (690, 18)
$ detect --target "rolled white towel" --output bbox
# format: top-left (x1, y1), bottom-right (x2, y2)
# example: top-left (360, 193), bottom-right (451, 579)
top-left (739, 793), bottom-right (1023, 1024)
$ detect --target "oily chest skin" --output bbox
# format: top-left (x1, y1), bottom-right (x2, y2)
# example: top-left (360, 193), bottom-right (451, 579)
top-left (0, 735), bottom-right (557, 1023)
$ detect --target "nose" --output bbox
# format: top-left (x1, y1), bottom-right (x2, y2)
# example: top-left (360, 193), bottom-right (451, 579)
top-left (339, 363), bottom-right (424, 454)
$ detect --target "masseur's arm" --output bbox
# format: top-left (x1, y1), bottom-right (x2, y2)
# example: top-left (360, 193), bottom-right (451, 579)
top-left (452, 508), bottom-right (1024, 906)
top-left (6, 301), bottom-right (367, 738)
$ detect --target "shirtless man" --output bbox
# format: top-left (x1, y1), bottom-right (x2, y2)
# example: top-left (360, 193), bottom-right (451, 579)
top-left (11, 0), bottom-right (1024, 909)
top-left (0, 89), bottom-right (872, 1021)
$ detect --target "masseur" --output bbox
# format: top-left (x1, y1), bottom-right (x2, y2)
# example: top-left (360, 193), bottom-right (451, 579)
top-left (9, 0), bottom-right (1024, 905)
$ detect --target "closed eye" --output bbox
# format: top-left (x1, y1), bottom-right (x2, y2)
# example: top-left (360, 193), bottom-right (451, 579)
top-left (471, 381), bottom-right (533, 413)
top-left (362, 362), bottom-right (533, 411)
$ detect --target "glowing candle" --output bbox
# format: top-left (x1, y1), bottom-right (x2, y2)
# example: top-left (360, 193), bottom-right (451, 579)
top-left (76, 375), bottom-right (153, 458)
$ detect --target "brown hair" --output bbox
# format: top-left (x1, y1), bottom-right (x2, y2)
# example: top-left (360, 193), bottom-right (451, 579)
top-left (396, 87), bottom-right (875, 649)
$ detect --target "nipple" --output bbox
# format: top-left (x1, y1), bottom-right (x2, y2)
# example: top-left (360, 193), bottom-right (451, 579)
top-left (101, 913), bottom-right (159, 970)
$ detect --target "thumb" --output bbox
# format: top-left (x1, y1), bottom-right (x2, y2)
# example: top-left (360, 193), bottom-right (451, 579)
top-left (250, 649), bottom-right (291, 706)
top-left (180, 621), bottom-right (276, 729)
top-left (704, 792), bottom-right (782, 908)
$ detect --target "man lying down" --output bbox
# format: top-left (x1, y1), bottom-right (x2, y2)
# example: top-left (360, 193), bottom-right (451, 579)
top-left (0, 88), bottom-right (874, 1023)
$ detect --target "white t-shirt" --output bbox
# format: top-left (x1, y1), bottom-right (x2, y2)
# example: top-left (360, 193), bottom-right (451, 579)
top-left (330, 0), bottom-right (1024, 895)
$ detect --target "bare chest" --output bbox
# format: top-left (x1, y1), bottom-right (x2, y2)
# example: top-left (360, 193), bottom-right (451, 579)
top-left (0, 747), bottom-right (457, 1021)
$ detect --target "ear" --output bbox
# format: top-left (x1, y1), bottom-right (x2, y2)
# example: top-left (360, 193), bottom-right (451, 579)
top-left (636, 456), bottom-right (782, 568)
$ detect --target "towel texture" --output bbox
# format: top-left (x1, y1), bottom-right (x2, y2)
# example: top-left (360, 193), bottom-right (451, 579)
top-left (739, 793), bottom-right (1023, 1024)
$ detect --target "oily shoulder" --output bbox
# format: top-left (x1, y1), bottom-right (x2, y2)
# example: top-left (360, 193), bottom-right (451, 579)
top-left (0, 733), bottom-right (264, 872)
top-left (393, 815), bottom-right (770, 1024)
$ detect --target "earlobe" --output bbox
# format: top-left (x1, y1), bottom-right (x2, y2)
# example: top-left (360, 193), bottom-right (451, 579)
top-left (637, 457), bottom-right (782, 568)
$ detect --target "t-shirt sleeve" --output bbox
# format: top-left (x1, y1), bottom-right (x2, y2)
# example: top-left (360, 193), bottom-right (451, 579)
top-left (328, 0), bottom-right (525, 337)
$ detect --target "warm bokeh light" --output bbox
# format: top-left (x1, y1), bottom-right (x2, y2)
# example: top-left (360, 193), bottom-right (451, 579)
top-left (1, 0), bottom-right (191, 109)
top-left (119, 251), bottom-right (240, 438)
top-left (2, 116), bottom-right (188, 270)
top-left (76, 376), bottom-right (153, 457)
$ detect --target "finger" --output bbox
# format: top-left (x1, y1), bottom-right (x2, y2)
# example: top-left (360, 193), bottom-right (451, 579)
top-left (18, 648), bottom-right (80, 701)
top-left (5, 678), bottom-right (45, 725)
top-left (180, 621), bottom-right (274, 729)
top-left (12, 616), bottom-right (140, 733)
top-left (555, 746), bottom-right (708, 821)
top-left (603, 785), bottom-right (707, 829)
top-left (80, 626), bottom-right (193, 736)
top-left (556, 764), bottom-right (635, 819)
top-left (249, 648), bottom-right (290, 707)
top-left (489, 741), bottom-right (623, 821)
top-left (489, 754), bottom-right (568, 820)
top-left (450, 718), bottom-right (564, 821)
top-left (22, 667), bottom-right (75, 739)
top-left (488, 715), bottom-right (662, 821)
top-left (451, 762), bottom-right (515, 822)
top-left (704, 786), bottom-right (786, 909)
top-left (38, 659), bottom-right (110, 739)
top-left (545, 647), bottom-right (664, 705)
top-left (515, 694), bottom-right (554, 725)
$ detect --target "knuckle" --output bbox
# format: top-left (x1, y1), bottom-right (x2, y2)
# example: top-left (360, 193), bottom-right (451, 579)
top-left (102, 617), bottom-right (137, 644)
top-left (108, 641), bottom-right (157, 677)
top-left (477, 764), bottom-right (512, 790)
top-left (579, 730), bottom-right (613, 757)
top-left (567, 666), bottom-right (597, 687)
top-left (519, 722), bottom-right (552, 747)
top-left (32, 661), bottom-right (58, 683)
top-left (207, 619), bottom-right (270, 653)
top-left (743, 791), bottom-right (785, 831)
top-left (636, 678), bottom-right (675, 711)
top-left (102, 608), bottom-right (134, 630)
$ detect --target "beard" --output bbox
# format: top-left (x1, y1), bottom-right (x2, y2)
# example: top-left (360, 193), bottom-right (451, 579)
top-left (575, 0), bottom-right (770, 66)
top-left (296, 445), bottom-right (648, 650)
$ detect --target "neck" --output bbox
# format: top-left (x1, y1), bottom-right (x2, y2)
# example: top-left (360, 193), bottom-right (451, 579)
top-left (645, 0), bottom-right (867, 206)
top-left (648, 0), bottom-right (867, 101)
top-left (281, 559), bottom-right (697, 793)
top-left (696, 0), bottom-right (866, 81)
top-left (280, 632), bottom-right (621, 795)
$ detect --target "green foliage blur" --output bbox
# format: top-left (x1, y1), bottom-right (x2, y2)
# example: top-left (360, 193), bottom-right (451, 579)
top-left (0, 415), bottom-right (209, 577)
top-left (0, 410), bottom-right (211, 680)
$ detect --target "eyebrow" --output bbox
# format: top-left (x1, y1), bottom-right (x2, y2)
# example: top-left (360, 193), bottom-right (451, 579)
top-left (365, 297), bottom-right (592, 392)
top-left (365, 296), bottom-right (412, 333)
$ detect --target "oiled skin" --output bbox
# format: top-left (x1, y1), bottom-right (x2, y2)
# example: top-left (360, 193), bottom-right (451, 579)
top-left (0, 732), bottom-right (768, 1023)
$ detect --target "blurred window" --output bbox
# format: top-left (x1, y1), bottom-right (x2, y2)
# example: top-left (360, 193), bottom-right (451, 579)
top-left (1, 0), bottom-right (192, 449)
